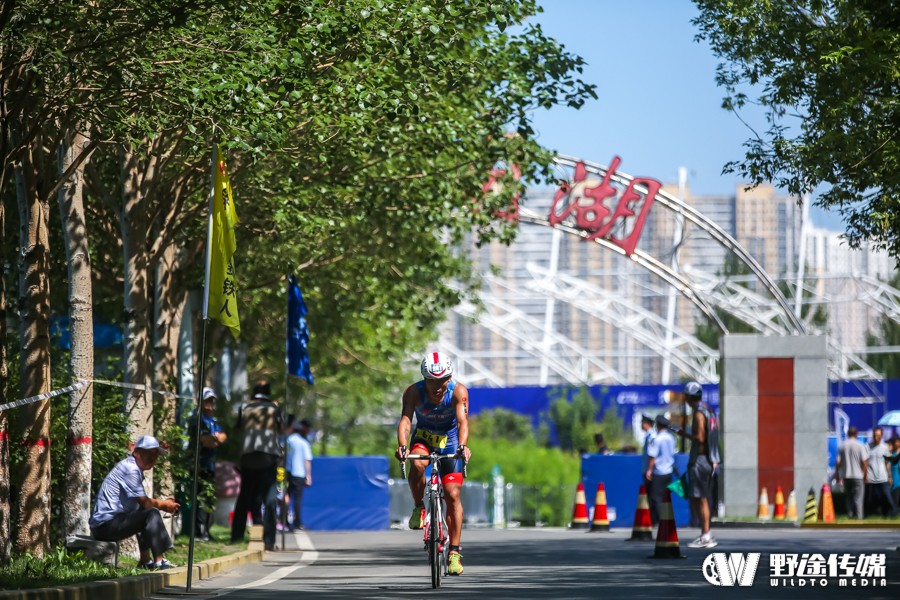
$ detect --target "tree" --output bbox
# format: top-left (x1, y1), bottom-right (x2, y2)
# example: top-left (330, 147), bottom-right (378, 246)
top-left (866, 273), bottom-right (900, 378)
top-left (546, 386), bottom-right (599, 454)
top-left (692, 1), bottom-right (900, 262)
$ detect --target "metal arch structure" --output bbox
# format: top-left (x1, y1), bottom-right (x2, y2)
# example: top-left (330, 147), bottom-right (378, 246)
top-left (449, 287), bottom-right (628, 386)
top-left (440, 155), bottom-right (891, 386)
top-left (522, 263), bottom-right (720, 383)
top-left (438, 340), bottom-right (506, 388)
top-left (517, 206), bottom-right (729, 334)
top-left (684, 268), bottom-right (882, 380)
top-left (552, 155), bottom-right (808, 336)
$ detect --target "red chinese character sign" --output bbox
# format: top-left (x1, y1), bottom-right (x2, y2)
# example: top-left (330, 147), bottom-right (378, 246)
top-left (549, 156), bottom-right (661, 256)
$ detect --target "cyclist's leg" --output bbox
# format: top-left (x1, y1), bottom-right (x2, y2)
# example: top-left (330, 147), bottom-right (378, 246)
top-left (408, 441), bottom-right (429, 528)
top-left (443, 463), bottom-right (465, 575)
top-left (442, 471), bottom-right (464, 547)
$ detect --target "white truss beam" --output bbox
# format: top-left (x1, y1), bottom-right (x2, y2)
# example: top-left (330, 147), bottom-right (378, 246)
top-left (523, 263), bottom-right (719, 383)
top-left (450, 290), bottom-right (627, 385)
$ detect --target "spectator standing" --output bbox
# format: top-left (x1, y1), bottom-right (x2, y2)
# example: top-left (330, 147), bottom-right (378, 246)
top-left (230, 379), bottom-right (284, 550)
top-left (888, 436), bottom-right (900, 509)
top-left (639, 414), bottom-right (655, 493)
top-left (285, 419), bottom-right (313, 531)
top-left (89, 435), bottom-right (180, 569)
top-left (835, 425), bottom-right (868, 519)
top-left (676, 381), bottom-right (721, 549)
top-left (646, 415), bottom-right (676, 526)
top-left (594, 433), bottom-right (610, 455)
top-left (190, 387), bottom-right (227, 541)
top-left (864, 427), bottom-right (897, 517)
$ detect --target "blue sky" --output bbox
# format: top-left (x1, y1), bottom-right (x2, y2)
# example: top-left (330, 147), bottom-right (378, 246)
top-left (528, 0), bottom-right (844, 230)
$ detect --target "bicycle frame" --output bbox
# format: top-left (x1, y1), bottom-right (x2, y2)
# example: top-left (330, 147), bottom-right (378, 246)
top-left (400, 451), bottom-right (463, 588)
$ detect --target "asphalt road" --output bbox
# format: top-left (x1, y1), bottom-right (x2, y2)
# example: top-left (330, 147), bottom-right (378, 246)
top-left (151, 526), bottom-right (900, 600)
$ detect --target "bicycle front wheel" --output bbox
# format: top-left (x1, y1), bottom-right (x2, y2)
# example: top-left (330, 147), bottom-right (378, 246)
top-left (430, 495), bottom-right (441, 588)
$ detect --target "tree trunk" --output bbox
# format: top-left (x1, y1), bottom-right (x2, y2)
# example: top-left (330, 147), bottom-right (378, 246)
top-left (120, 144), bottom-right (153, 450)
top-left (118, 144), bottom-right (155, 559)
top-left (0, 171), bottom-right (11, 564)
top-left (57, 130), bottom-right (94, 538)
top-left (153, 242), bottom-right (185, 536)
top-left (15, 140), bottom-right (51, 557)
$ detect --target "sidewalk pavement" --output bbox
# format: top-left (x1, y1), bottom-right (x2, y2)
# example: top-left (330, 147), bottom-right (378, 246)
top-left (0, 525), bottom-right (310, 600)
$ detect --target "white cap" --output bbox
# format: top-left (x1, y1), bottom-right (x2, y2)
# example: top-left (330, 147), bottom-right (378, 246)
top-left (134, 435), bottom-right (164, 452)
top-left (202, 387), bottom-right (217, 401)
top-left (683, 381), bottom-right (703, 398)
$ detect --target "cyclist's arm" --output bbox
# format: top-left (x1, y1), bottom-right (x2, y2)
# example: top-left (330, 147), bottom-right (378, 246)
top-left (396, 385), bottom-right (417, 457)
top-left (454, 383), bottom-right (471, 460)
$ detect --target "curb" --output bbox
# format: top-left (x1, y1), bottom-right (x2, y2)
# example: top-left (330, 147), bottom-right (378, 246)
top-left (0, 549), bottom-right (264, 600)
top-left (800, 520), bottom-right (900, 529)
top-left (712, 520), bottom-right (800, 529)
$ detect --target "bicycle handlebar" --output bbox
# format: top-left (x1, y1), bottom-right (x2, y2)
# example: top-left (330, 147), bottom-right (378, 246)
top-left (399, 452), bottom-right (468, 479)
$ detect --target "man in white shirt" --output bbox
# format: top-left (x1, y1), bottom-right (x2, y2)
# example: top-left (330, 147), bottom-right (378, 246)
top-left (89, 435), bottom-right (180, 569)
top-left (646, 415), bottom-right (676, 525)
top-left (286, 419), bottom-right (313, 531)
top-left (865, 427), bottom-right (897, 517)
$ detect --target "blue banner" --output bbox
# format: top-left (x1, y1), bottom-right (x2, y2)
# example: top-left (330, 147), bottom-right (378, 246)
top-left (287, 275), bottom-right (314, 384)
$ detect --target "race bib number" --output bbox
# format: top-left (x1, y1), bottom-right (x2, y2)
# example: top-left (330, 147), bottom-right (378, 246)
top-left (419, 430), bottom-right (448, 449)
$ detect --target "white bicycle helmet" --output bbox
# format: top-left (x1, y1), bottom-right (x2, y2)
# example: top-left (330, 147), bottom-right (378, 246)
top-left (421, 352), bottom-right (453, 380)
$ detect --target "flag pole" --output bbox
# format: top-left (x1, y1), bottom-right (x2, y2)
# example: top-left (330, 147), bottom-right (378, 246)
top-left (186, 142), bottom-right (218, 592)
top-left (282, 279), bottom-right (289, 550)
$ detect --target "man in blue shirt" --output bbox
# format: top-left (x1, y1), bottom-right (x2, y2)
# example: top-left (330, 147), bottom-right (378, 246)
top-left (285, 419), bottom-right (313, 531)
top-left (192, 387), bottom-right (227, 541)
top-left (90, 435), bottom-right (180, 569)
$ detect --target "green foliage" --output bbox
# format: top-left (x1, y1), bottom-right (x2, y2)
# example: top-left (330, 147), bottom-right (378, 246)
top-left (545, 386), bottom-right (600, 453)
top-left (465, 437), bottom-right (580, 526)
top-left (593, 407), bottom-right (637, 453)
top-left (0, 546), bottom-right (141, 589)
top-left (468, 408), bottom-right (539, 443)
top-left (693, 0), bottom-right (900, 263)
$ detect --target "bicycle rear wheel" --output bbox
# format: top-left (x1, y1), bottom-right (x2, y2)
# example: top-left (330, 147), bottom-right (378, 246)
top-left (430, 495), bottom-right (441, 588)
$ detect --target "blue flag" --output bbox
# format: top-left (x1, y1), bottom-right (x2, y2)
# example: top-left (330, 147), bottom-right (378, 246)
top-left (287, 275), bottom-right (314, 384)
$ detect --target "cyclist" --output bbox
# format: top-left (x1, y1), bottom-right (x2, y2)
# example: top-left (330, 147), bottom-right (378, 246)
top-left (396, 351), bottom-right (471, 576)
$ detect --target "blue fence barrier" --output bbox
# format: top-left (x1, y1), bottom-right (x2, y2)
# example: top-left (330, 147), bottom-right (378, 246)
top-left (581, 453), bottom-right (692, 528)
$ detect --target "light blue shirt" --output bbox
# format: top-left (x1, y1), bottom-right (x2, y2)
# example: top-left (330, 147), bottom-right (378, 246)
top-left (286, 432), bottom-right (312, 478)
top-left (648, 429), bottom-right (676, 476)
top-left (89, 455), bottom-right (147, 528)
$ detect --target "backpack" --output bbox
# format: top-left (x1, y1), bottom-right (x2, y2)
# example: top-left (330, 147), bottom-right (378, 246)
top-left (702, 404), bottom-right (722, 464)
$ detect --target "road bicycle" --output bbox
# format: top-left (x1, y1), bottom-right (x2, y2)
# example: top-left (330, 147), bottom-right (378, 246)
top-left (400, 448), bottom-right (467, 589)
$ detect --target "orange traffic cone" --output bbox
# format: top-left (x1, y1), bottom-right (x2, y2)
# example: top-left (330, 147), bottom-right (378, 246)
top-left (627, 484), bottom-right (653, 541)
top-left (818, 483), bottom-right (835, 522)
top-left (757, 487), bottom-right (770, 520)
top-left (773, 486), bottom-right (786, 521)
top-left (589, 482), bottom-right (610, 532)
top-left (785, 489), bottom-right (797, 520)
top-left (649, 489), bottom-right (685, 559)
top-left (570, 482), bottom-right (589, 529)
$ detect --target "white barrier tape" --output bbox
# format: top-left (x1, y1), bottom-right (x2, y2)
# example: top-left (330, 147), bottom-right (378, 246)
top-left (0, 378), bottom-right (195, 413)
top-left (0, 380), bottom-right (89, 412)
top-left (78, 378), bottom-right (194, 401)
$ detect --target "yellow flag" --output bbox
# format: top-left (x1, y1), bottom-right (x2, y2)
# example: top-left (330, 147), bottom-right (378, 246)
top-left (208, 145), bottom-right (240, 337)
